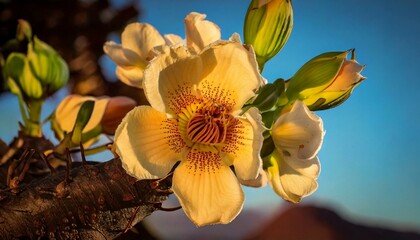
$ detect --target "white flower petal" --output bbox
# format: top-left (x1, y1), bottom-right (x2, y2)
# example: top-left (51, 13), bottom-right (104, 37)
top-left (325, 59), bottom-right (366, 91)
top-left (239, 168), bottom-right (268, 188)
top-left (225, 107), bottom-right (264, 181)
top-left (267, 149), bottom-right (320, 203)
top-left (164, 34), bottom-right (184, 46)
top-left (272, 101), bottom-right (324, 160)
top-left (103, 41), bottom-right (146, 67)
top-left (55, 95), bottom-right (109, 133)
top-left (115, 66), bottom-right (144, 88)
top-left (198, 41), bottom-right (262, 113)
top-left (114, 106), bottom-right (183, 179)
top-left (185, 12), bottom-right (221, 53)
top-left (172, 149), bottom-right (244, 226)
top-left (143, 45), bottom-right (202, 115)
top-left (121, 23), bottom-right (165, 60)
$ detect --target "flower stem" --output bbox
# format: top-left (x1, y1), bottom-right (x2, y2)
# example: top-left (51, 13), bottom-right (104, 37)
top-left (24, 99), bottom-right (43, 137)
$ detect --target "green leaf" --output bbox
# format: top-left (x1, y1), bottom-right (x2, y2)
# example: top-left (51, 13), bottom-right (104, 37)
top-left (252, 83), bottom-right (278, 112)
top-left (248, 78), bottom-right (287, 113)
top-left (260, 136), bottom-right (275, 160)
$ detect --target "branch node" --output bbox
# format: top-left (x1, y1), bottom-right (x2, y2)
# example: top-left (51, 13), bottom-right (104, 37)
top-left (39, 150), bottom-right (56, 174)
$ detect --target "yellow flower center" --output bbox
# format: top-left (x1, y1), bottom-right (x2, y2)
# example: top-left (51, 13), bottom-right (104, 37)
top-left (186, 105), bottom-right (233, 145)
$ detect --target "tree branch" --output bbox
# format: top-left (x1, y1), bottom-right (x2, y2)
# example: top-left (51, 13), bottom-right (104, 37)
top-left (0, 158), bottom-right (172, 239)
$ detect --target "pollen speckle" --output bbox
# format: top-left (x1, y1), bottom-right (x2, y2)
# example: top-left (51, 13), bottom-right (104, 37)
top-left (162, 119), bottom-right (185, 153)
top-left (186, 149), bottom-right (221, 175)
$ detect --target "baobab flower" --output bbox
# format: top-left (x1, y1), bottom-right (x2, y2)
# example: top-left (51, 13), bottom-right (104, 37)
top-left (104, 12), bottom-right (221, 88)
top-left (267, 101), bottom-right (324, 203)
top-left (114, 40), bottom-right (264, 226)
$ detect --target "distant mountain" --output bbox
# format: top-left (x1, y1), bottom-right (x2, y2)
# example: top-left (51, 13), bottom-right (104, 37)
top-left (141, 202), bottom-right (420, 240)
top-left (144, 207), bottom-right (267, 240)
top-left (246, 205), bottom-right (420, 240)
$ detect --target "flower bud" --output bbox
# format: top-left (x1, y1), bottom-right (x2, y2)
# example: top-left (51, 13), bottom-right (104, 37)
top-left (27, 36), bottom-right (69, 97)
top-left (286, 49), bottom-right (365, 110)
top-left (244, 0), bottom-right (293, 70)
top-left (4, 53), bottom-right (42, 99)
top-left (100, 96), bottom-right (136, 134)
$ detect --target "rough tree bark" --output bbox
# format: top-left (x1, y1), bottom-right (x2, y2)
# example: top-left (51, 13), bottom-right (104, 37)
top-left (0, 158), bottom-right (172, 239)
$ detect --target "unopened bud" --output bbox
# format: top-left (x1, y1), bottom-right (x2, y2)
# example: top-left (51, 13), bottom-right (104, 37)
top-left (101, 96), bottom-right (137, 135)
top-left (286, 49), bottom-right (365, 110)
top-left (27, 36), bottom-right (69, 97)
top-left (244, 0), bottom-right (293, 70)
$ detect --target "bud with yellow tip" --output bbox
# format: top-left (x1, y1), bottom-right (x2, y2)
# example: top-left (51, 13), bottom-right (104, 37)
top-left (244, 0), bottom-right (293, 71)
top-left (286, 49), bottom-right (365, 110)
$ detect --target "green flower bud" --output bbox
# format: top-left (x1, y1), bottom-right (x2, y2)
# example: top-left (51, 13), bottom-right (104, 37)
top-left (244, 0), bottom-right (293, 70)
top-left (286, 49), bottom-right (365, 110)
top-left (4, 53), bottom-right (42, 99)
top-left (27, 36), bottom-right (69, 97)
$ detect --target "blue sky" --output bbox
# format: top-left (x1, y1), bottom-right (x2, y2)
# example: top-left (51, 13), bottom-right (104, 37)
top-left (0, 0), bottom-right (419, 232)
top-left (134, 0), bottom-right (420, 229)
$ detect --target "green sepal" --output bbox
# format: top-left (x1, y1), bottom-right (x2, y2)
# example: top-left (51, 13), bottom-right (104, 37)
top-left (251, 83), bottom-right (278, 112)
top-left (81, 124), bottom-right (103, 146)
top-left (260, 136), bottom-right (276, 160)
top-left (71, 100), bottom-right (95, 145)
top-left (244, 0), bottom-right (293, 71)
top-left (4, 53), bottom-right (26, 83)
top-left (286, 51), bottom-right (349, 100)
top-left (4, 52), bottom-right (42, 99)
top-left (27, 36), bottom-right (69, 97)
top-left (248, 78), bottom-right (286, 114)
top-left (50, 113), bottom-right (64, 141)
top-left (307, 82), bottom-right (361, 111)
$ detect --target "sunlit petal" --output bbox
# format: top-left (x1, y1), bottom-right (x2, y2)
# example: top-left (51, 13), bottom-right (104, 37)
top-left (114, 106), bottom-right (183, 179)
top-left (116, 66), bottom-right (145, 88)
top-left (272, 101), bottom-right (324, 159)
top-left (267, 149), bottom-right (320, 203)
top-left (185, 12), bottom-right (221, 53)
top-left (164, 34), bottom-right (184, 46)
top-left (198, 41), bottom-right (262, 113)
top-left (239, 168), bottom-right (268, 188)
top-left (224, 107), bottom-right (264, 181)
top-left (55, 95), bottom-right (109, 133)
top-left (103, 41), bottom-right (146, 67)
top-left (325, 59), bottom-right (366, 91)
top-left (173, 149), bottom-right (244, 226)
top-left (121, 23), bottom-right (165, 60)
top-left (143, 45), bottom-right (203, 115)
